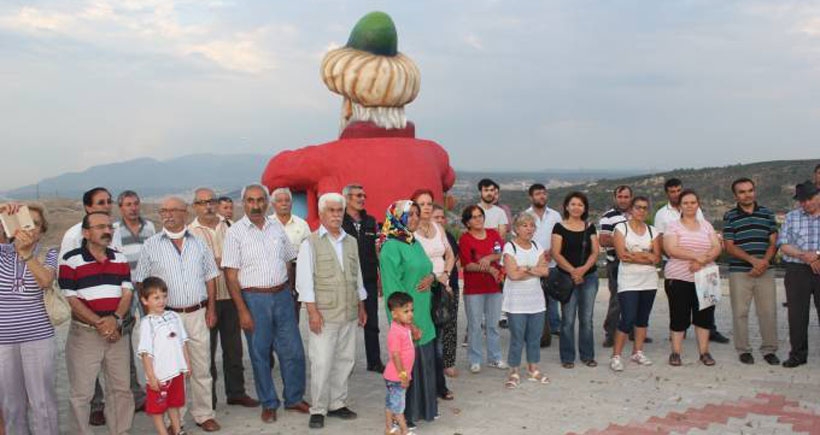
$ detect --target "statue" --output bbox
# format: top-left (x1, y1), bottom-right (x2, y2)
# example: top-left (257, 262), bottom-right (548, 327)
top-left (261, 11), bottom-right (456, 227)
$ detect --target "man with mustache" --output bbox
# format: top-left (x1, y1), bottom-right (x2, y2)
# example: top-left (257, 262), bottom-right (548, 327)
top-left (134, 197), bottom-right (222, 432)
top-left (298, 193), bottom-right (368, 429)
top-left (59, 211), bottom-right (134, 435)
top-left (188, 188), bottom-right (258, 409)
top-left (58, 187), bottom-right (132, 426)
top-left (222, 183), bottom-right (309, 424)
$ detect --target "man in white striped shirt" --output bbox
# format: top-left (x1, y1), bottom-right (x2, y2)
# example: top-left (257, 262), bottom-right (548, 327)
top-left (134, 196), bottom-right (222, 432)
top-left (223, 183), bottom-right (309, 424)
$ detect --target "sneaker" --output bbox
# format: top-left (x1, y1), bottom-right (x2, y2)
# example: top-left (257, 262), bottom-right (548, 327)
top-left (487, 360), bottom-right (509, 370)
top-left (630, 351), bottom-right (653, 366)
top-left (609, 355), bottom-right (624, 372)
top-left (470, 363), bottom-right (481, 373)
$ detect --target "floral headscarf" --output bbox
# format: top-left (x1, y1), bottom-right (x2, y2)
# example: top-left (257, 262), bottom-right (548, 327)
top-left (381, 200), bottom-right (415, 244)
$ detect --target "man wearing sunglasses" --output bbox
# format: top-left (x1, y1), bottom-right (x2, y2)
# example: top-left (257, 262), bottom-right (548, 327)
top-left (59, 187), bottom-right (123, 262)
top-left (341, 183), bottom-right (384, 373)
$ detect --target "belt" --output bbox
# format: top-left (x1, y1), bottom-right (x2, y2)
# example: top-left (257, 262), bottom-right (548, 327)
top-left (72, 319), bottom-right (98, 330)
top-left (242, 283), bottom-right (287, 294)
top-left (168, 301), bottom-right (207, 313)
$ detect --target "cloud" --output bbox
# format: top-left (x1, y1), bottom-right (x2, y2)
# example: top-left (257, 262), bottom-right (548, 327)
top-left (462, 33), bottom-right (483, 50)
top-left (0, 0), bottom-right (283, 74)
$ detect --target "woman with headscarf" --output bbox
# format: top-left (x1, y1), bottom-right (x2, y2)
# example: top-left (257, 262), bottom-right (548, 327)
top-left (379, 200), bottom-right (437, 430)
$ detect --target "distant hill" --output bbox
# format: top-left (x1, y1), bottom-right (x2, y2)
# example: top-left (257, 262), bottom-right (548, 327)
top-left (2, 154), bottom-right (271, 200)
top-left (487, 159), bottom-right (819, 226)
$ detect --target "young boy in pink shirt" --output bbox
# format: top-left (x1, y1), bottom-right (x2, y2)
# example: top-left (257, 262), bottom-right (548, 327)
top-left (383, 292), bottom-right (416, 435)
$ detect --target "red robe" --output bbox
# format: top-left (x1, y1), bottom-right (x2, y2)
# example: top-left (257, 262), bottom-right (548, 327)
top-left (262, 121), bottom-right (456, 228)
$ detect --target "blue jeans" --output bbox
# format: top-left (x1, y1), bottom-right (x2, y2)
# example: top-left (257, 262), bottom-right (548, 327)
top-left (507, 312), bottom-right (545, 367)
top-left (617, 290), bottom-right (657, 334)
top-left (559, 274), bottom-right (599, 364)
top-left (464, 292), bottom-right (503, 365)
top-left (547, 268), bottom-right (562, 332)
top-left (242, 289), bottom-right (306, 409)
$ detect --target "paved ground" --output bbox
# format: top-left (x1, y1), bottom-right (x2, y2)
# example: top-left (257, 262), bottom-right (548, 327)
top-left (53, 278), bottom-right (820, 434)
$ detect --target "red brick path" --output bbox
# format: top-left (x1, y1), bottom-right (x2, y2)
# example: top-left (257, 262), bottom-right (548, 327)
top-left (571, 393), bottom-right (820, 434)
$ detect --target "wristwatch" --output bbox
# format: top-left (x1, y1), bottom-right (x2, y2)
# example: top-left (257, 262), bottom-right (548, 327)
top-left (113, 313), bottom-right (123, 329)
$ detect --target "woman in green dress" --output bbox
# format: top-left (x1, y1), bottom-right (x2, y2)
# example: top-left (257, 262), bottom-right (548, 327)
top-left (379, 200), bottom-right (437, 429)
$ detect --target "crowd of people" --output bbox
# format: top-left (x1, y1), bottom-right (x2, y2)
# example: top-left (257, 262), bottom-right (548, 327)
top-left (0, 163), bottom-right (819, 435)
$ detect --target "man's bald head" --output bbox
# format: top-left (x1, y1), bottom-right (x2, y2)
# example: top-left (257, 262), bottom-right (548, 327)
top-left (159, 196), bottom-right (189, 233)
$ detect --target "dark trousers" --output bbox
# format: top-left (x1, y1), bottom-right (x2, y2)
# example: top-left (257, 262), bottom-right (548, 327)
top-left (603, 261), bottom-right (620, 338)
top-left (210, 299), bottom-right (247, 407)
top-left (363, 280), bottom-right (382, 367)
top-left (784, 263), bottom-right (820, 362)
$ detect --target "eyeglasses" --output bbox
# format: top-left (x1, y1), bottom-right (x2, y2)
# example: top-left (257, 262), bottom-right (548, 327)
top-left (95, 199), bottom-right (113, 206)
top-left (86, 224), bottom-right (114, 231)
top-left (159, 208), bottom-right (187, 215)
top-left (193, 199), bottom-right (217, 206)
top-left (632, 205), bottom-right (648, 210)
top-left (351, 193), bottom-right (366, 199)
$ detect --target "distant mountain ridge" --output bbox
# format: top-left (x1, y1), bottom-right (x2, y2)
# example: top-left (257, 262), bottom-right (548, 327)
top-left (3, 154), bottom-right (271, 200)
top-left (494, 159), bottom-right (819, 226)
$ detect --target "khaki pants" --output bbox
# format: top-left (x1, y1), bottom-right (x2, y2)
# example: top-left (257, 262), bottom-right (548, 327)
top-left (729, 270), bottom-right (778, 355)
top-left (66, 323), bottom-right (133, 435)
top-left (177, 309), bottom-right (215, 425)
top-left (307, 320), bottom-right (357, 415)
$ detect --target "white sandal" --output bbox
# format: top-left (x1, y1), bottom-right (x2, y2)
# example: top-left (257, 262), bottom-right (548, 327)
top-left (527, 369), bottom-right (550, 384)
top-left (505, 372), bottom-right (521, 389)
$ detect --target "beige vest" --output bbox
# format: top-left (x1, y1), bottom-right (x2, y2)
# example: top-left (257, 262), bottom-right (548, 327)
top-left (309, 232), bottom-right (360, 323)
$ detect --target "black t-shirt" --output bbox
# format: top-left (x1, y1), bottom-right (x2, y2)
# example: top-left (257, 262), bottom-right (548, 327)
top-left (552, 222), bottom-right (598, 275)
top-left (342, 211), bottom-right (380, 283)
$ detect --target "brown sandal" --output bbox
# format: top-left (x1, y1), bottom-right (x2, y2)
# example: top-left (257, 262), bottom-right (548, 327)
top-left (669, 352), bottom-right (682, 366)
top-left (700, 353), bottom-right (716, 366)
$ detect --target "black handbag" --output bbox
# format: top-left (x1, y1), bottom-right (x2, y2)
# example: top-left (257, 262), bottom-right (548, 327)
top-left (543, 271), bottom-right (574, 304)
top-left (542, 222), bottom-right (590, 304)
top-left (431, 281), bottom-right (454, 327)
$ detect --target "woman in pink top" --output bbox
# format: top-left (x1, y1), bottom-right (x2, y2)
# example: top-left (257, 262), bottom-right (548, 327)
top-left (663, 190), bottom-right (722, 367)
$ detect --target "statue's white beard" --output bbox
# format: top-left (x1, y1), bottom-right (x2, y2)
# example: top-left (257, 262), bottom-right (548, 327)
top-left (340, 100), bottom-right (407, 132)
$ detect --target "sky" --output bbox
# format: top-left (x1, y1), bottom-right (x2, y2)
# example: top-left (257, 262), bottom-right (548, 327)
top-left (1, 0), bottom-right (819, 190)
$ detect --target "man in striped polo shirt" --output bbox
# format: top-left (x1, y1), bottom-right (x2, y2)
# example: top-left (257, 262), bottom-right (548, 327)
top-left (113, 190), bottom-right (156, 274)
top-left (134, 196), bottom-right (222, 432)
top-left (722, 178), bottom-right (780, 365)
top-left (59, 211), bottom-right (134, 435)
top-left (112, 189), bottom-right (155, 412)
top-left (599, 185), bottom-right (632, 348)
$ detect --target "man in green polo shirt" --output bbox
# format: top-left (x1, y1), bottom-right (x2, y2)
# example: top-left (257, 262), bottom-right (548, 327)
top-left (722, 178), bottom-right (780, 365)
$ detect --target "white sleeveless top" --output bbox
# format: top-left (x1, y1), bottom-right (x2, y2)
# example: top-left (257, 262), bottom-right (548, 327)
top-left (415, 223), bottom-right (448, 275)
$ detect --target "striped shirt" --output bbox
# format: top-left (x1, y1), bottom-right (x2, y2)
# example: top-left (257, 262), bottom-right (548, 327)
top-left (663, 219), bottom-right (716, 282)
top-left (113, 218), bottom-right (156, 273)
top-left (777, 207), bottom-right (820, 264)
top-left (0, 244), bottom-right (57, 344)
top-left (222, 216), bottom-right (298, 289)
top-left (188, 217), bottom-right (230, 301)
top-left (59, 245), bottom-right (133, 315)
top-left (133, 231), bottom-right (220, 309)
top-left (599, 207), bottom-right (628, 262)
top-left (722, 204), bottom-right (777, 272)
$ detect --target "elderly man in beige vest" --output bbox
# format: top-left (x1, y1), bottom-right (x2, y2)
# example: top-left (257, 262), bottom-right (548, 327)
top-left (296, 192), bottom-right (368, 429)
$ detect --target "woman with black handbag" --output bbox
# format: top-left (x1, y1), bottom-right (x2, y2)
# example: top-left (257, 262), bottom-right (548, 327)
top-left (551, 192), bottom-right (601, 369)
top-left (411, 190), bottom-right (456, 401)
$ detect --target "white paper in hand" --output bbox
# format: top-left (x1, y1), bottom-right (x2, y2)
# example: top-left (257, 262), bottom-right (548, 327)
top-left (0, 206), bottom-right (35, 238)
